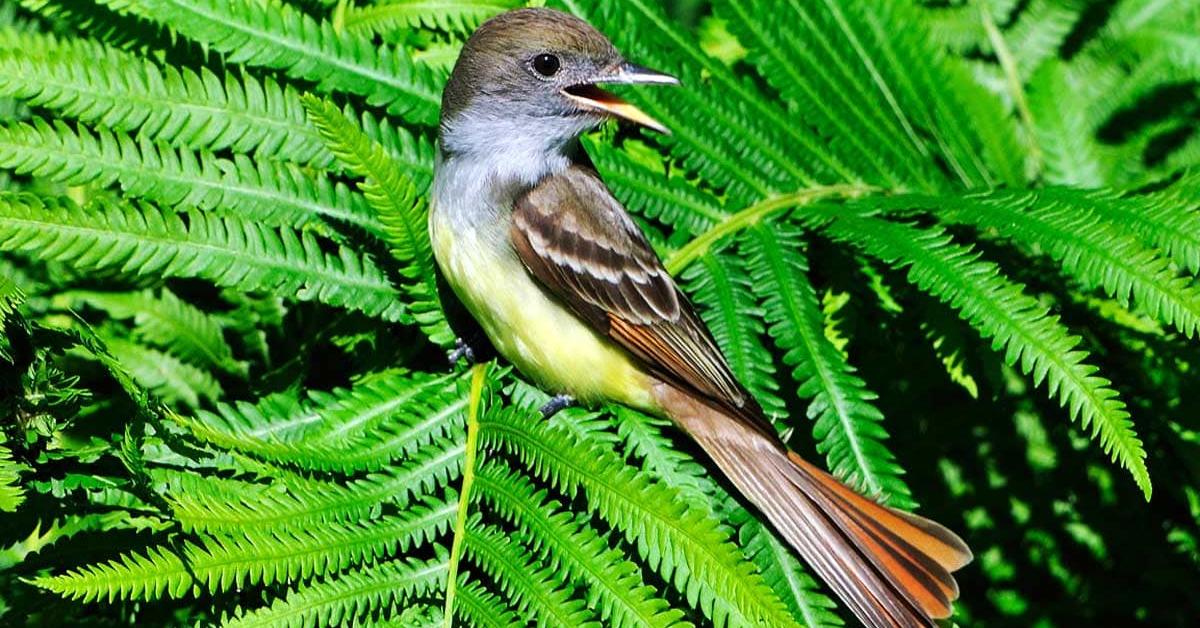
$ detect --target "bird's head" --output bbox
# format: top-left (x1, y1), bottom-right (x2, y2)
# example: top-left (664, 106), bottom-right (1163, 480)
top-left (440, 8), bottom-right (678, 159)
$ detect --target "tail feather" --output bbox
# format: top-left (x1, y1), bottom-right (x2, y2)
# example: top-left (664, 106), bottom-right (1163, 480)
top-left (706, 440), bottom-right (934, 628)
top-left (786, 452), bottom-right (971, 615)
top-left (661, 387), bottom-right (972, 628)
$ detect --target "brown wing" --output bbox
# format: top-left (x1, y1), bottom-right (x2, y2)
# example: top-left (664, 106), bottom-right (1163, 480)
top-left (510, 164), bottom-right (772, 435)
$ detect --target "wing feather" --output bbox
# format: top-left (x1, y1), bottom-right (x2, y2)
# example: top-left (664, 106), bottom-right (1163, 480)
top-left (510, 165), bottom-right (768, 432)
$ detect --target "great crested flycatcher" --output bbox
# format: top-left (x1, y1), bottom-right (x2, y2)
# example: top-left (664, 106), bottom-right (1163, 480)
top-left (430, 8), bottom-right (972, 627)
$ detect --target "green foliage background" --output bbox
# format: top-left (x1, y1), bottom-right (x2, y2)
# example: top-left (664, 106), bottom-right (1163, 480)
top-left (1, 0), bottom-right (1198, 626)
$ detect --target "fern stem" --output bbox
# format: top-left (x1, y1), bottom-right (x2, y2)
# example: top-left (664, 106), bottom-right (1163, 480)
top-left (665, 184), bottom-right (875, 274)
top-left (976, 0), bottom-right (1041, 175)
top-left (443, 364), bottom-right (487, 628)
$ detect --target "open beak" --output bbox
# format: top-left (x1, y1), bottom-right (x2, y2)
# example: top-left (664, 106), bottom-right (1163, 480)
top-left (561, 62), bottom-right (679, 134)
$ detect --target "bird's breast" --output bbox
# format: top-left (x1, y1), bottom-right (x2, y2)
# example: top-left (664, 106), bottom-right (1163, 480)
top-left (429, 198), bottom-right (657, 412)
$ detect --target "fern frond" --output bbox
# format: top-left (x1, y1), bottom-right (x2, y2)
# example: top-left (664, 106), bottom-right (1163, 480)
top-left (744, 225), bottom-right (913, 508)
top-left (612, 405), bottom-right (717, 504)
top-left (809, 208), bottom-right (1151, 498)
top-left (715, 0), bottom-right (940, 190)
top-left (684, 251), bottom-right (788, 420)
top-left (734, 512), bottom-right (843, 628)
top-left (920, 2), bottom-right (985, 53)
top-left (558, 0), bottom-right (847, 202)
top-left (19, 0), bottom-right (185, 53)
top-left (905, 188), bottom-right (1200, 338)
top-left (453, 578), bottom-right (521, 627)
top-left (190, 390), bottom-right (313, 443)
top-left (103, 336), bottom-right (222, 408)
top-left (0, 271), bottom-right (23, 363)
top-left (168, 438), bottom-right (463, 533)
top-left (480, 406), bottom-right (799, 628)
top-left (0, 438), bottom-right (26, 512)
top-left (357, 108), bottom-right (438, 190)
top-left (1006, 0), bottom-right (1085, 78)
top-left (94, 0), bottom-right (441, 125)
top-left (721, 0), bottom-right (1002, 189)
top-left (1028, 60), bottom-right (1108, 187)
top-left (64, 289), bottom-right (244, 376)
top-left (914, 296), bottom-right (983, 398)
top-left (464, 520), bottom-right (598, 626)
top-left (0, 35), bottom-right (435, 183)
top-left (475, 463), bottom-right (686, 628)
top-left (303, 96), bottom-right (452, 346)
top-left (221, 555), bottom-right (448, 628)
top-left (0, 47), bottom-right (329, 167)
top-left (583, 137), bottom-right (727, 236)
top-left (343, 0), bottom-right (520, 36)
top-left (1101, 174), bottom-right (1200, 275)
top-left (182, 371), bottom-right (464, 472)
top-left (0, 118), bottom-right (379, 233)
top-left (32, 544), bottom-right (190, 603)
top-left (0, 194), bottom-right (406, 321)
top-left (33, 494), bottom-right (454, 602)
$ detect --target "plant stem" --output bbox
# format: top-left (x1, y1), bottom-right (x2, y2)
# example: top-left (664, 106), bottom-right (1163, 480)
top-left (443, 363), bottom-right (488, 628)
top-left (976, 0), bottom-right (1042, 176)
top-left (664, 184), bottom-right (875, 274)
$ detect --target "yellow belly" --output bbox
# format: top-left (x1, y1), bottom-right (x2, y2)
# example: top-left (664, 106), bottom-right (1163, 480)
top-left (430, 214), bottom-right (657, 411)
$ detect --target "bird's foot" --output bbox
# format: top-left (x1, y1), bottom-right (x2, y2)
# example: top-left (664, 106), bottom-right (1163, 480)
top-left (539, 394), bottom-right (575, 419)
top-left (447, 337), bottom-right (476, 367)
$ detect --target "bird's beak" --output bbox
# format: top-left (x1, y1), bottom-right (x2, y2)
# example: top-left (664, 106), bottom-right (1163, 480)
top-left (561, 62), bottom-right (679, 134)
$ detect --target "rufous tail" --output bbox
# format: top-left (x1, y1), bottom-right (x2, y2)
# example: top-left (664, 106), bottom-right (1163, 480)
top-left (660, 386), bottom-right (972, 628)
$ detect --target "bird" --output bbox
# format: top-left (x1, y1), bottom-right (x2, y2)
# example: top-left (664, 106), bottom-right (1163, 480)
top-left (429, 8), bottom-right (972, 627)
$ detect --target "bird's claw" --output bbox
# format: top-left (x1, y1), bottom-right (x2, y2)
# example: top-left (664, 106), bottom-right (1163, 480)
top-left (447, 337), bottom-right (476, 367)
top-left (539, 394), bottom-right (575, 419)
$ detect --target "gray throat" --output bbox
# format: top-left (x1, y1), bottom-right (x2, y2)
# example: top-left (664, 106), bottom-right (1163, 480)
top-left (432, 107), bottom-right (592, 231)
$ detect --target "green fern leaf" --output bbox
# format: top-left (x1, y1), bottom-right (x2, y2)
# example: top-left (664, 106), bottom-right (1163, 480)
top-left (181, 371), bottom-right (465, 472)
top-left (480, 406), bottom-right (799, 628)
top-left (476, 463), bottom-right (686, 628)
top-left (0, 193), bottom-right (406, 321)
top-left (344, 0), bottom-right (521, 37)
top-left (103, 336), bottom-right (222, 408)
top-left (31, 544), bottom-right (192, 603)
top-left (63, 289), bottom-right (245, 376)
top-left (612, 405), bottom-right (718, 504)
top-left (453, 578), bottom-right (522, 627)
top-left (684, 251), bottom-right (789, 420)
top-left (167, 437), bottom-right (463, 533)
top-left (1029, 60), bottom-right (1108, 187)
top-left (0, 46), bottom-right (329, 167)
top-left (0, 270), bottom-right (23, 363)
top-left (0, 37), bottom-right (436, 185)
top-left (1102, 173), bottom-right (1200, 275)
top-left (0, 437), bottom-right (26, 512)
top-left (18, 0), bottom-right (190, 54)
top-left (94, 0), bottom-right (441, 125)
top-left (717, 0), bottom-right (1003, 189)
top-left (221, 555), bottom-right (449, 628)
top-left (584, 136), bottom-right (728, 236)
top-left (558, 0), bottom-right (846, 201)
top-left (901, 187), bottom-right (1200, 338)
top-left (810, 207), bottom-right (1152, 498)
top-left (743, 224), bottom-right (914, 508)
top-left (465, 520), bottom-right (599, 626)
top-left (33, 494), bottom-right (454, 602)
top-left (733, 510), bottom-right (843, 628)
top-left (0, 118), bottom-right (379, 233)
top-left (187, 390), bottom-right (311, 443)
top-left (715, 0), bottom-right (940, 190)
top-left (303, 95), bottom-right (452, 346)
top-left (1006, 0), bottom-right (1086, 78)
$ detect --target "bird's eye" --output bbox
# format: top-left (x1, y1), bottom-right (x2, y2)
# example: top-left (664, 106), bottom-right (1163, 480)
top-left (532, 53), bottom-right (561, 77)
